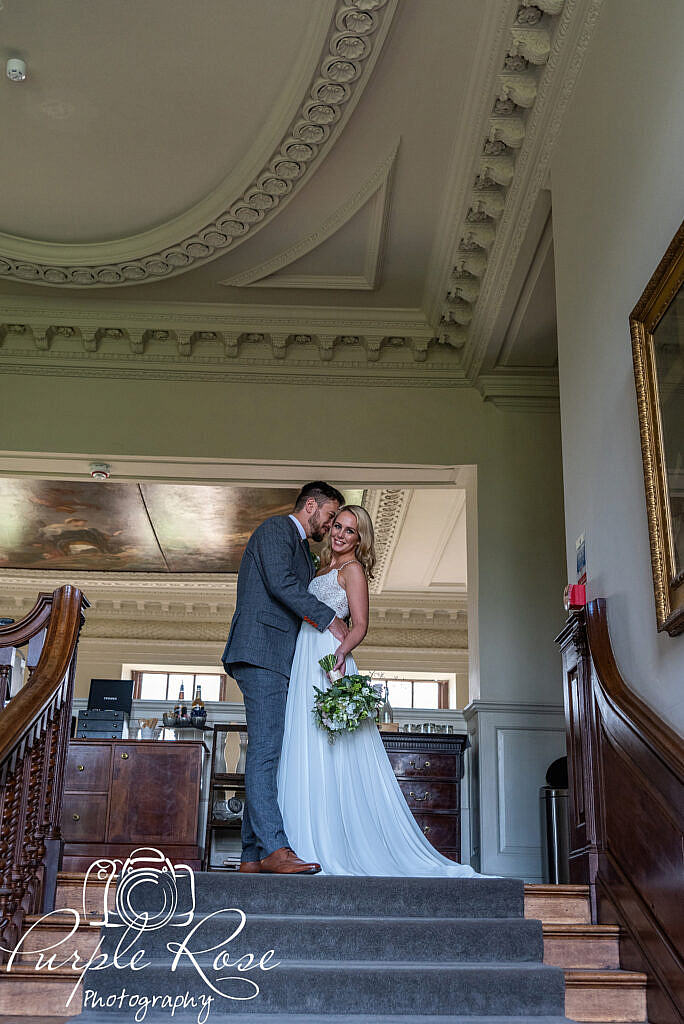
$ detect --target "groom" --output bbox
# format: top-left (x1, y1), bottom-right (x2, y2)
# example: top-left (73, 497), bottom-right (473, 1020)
top-left (222, 481), bottom-right (348, 874)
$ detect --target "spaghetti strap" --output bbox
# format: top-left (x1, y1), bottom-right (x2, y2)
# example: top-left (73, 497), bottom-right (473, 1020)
top-left (335, 559), bottom-right (358, 572)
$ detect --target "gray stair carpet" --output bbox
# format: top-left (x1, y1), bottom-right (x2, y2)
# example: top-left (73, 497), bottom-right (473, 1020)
top-left (73, 873), bottom-right (567, 1021)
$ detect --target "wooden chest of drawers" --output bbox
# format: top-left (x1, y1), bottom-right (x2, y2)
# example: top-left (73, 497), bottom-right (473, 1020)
top-left (380, 731), bottom-right (469, 862)
top-left (61, 739), bottom-right (205, 871)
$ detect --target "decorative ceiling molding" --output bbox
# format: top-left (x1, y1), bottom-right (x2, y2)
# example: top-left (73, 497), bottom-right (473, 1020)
top-left (423, 0), bottom-right (602, 378)
top-left (0, 301), bottom-right (561, 405)
top-left (496, 209), bottom-right (554, 367)
top-left (463, 0), bottom-right (603, 379)
top-left (363, 487), bottom-right (411, 594)
top-left (221, 142), bottom-right (398, 290)
top-left (432, 0), bottom-right (568, 355)
top-left (430, 0), bottom-right (601, 378)
top-left (423, 0), bottom-right (519, 328)
top-left (477, 370), bottom-right (559, 411)
top-left (0, 296), bottom-right (438, 367)
top-left (0, 0), bottom-right (399, 289)
top-left (0, 569), bottom-right (466, 648)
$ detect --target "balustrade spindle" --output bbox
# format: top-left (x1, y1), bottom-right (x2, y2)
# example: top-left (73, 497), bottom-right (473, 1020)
top-left (0, 587), bottom-right (88, 962)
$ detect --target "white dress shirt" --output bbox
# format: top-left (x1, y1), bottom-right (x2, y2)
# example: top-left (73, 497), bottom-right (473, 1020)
top-left (288, 513), bottom-right (307, 540)
top-left (289, 514), bottom-right (336, 629)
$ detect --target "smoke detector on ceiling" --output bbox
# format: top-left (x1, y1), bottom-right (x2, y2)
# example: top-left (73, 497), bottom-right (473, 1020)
top-left (90, 462), bottom-right (111, 481)
top-left (6, 58), bottom-right (27, 82)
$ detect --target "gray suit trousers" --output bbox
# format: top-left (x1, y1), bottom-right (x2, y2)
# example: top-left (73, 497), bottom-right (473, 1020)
top-left (231, 662), bottom-right (289, 861)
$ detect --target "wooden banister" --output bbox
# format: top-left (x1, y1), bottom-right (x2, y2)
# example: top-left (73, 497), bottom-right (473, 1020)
top-left (0, 592), bottom-right (54, 651)
top-left (556, 599), bottom-right (683, 1024)
top-left (0, 585), bottom-right (88, 963)
top-left (585, 599), bottom-right (684, 780)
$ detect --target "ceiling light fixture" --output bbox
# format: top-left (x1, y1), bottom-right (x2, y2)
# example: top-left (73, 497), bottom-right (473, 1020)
top-left (6, 57), bottom-right (26, 82)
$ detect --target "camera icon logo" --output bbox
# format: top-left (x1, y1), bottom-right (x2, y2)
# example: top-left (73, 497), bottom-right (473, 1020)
top-left (113, 847), bottom-right (196, 932)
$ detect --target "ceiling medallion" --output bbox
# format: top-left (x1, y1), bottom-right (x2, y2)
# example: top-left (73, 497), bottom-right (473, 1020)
top-left (0, 0), bottom-right (398, 289)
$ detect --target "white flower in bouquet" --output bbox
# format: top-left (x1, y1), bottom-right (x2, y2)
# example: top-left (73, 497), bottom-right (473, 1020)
top-left (313, 656), bottom-right (385, 744)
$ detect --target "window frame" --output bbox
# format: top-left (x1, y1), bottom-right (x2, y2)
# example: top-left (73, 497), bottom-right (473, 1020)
top-left (382, 677), bottom-right (449, 710)
top-left (131, 670), bottom-right (229, 702)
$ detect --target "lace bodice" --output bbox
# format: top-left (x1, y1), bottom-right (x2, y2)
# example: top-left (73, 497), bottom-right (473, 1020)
top-left (308, 567), bottom-right (349, 619)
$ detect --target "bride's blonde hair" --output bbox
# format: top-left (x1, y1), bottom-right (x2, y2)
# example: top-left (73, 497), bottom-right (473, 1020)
top-left (320, 504), bottom-right (376, 580)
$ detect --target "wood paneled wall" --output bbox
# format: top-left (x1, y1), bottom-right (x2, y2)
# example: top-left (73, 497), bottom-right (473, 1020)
top-left (557, 601), bottom-right (683, 1024)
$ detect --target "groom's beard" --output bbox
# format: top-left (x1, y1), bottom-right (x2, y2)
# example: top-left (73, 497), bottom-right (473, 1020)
top-left (309, 510), bottom-right (329, 543)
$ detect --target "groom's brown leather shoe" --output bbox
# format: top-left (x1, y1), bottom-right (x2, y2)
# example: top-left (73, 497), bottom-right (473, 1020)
top-left (260, 846), bottom-right (321, 874)
top-left (239, 861), bottom-right (261, 873)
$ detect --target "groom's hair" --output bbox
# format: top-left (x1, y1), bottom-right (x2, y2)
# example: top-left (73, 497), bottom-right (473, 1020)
top-left (294, 481), bottom-right (345, 510)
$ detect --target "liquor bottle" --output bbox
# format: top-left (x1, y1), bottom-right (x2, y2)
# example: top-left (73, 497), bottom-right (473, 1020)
top-left (379, 683), bottom-right (394, 725)
top-left (178, 682), bottom-right (187, 722)
top-left (190, 684), bottom-right (206, 728)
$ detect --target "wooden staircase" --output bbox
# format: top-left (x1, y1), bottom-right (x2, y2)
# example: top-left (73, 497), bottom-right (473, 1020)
top-left (0, 876), bottom-right (647, 1022)
top-left (526, 884), bottom-right (647, 1023)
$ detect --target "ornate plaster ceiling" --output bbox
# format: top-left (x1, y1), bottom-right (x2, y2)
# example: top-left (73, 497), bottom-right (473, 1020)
top-left (0, 0), bottom-right (604, 402)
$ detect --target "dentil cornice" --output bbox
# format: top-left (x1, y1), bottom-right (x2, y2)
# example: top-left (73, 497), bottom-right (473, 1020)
top-left (0, 569), bottom-right (467, 648)
top-left (0, 295), bottom-right (476, 390)
top-left (463, 0), bottom-right (605, 379)
top-left (0, 0), bottom-right (398, 289)
top-left (424, 0), bottom-right (604, 382)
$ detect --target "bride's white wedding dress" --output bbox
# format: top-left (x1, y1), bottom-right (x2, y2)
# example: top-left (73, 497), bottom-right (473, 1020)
top-left (277, 567), bottom-right (480, 877)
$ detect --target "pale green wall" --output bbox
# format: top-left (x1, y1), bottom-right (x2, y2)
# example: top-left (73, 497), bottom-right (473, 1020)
top-left (552, 0), bottom-right (684, 732)
top-left (1, 373), bottom-right (566, 704)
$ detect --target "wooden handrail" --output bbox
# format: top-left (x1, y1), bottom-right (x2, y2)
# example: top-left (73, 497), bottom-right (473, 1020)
top-left (585, 599), bottom-right (683, 781)
top-left (0, 586), bottom-right (88, 769)
top-left (0, 585), bottom-right (88, 962)
top-left (0, 592), bottom-right (54, 650)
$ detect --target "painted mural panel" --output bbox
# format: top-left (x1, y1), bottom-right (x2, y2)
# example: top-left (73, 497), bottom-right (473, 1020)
top-left (0, 479), bottom-right (299, 573)
top-left (141, 485), bottom-right (298, 572)
top-left (0, 480), bottom-right (164, 571)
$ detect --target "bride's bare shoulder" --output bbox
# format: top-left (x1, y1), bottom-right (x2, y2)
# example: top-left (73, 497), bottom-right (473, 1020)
top-left (337, 560), bottom-right (365, 587)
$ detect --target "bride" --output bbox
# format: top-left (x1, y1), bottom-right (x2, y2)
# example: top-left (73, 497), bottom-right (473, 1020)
top-left (277, 504), bottom-right (480, 877)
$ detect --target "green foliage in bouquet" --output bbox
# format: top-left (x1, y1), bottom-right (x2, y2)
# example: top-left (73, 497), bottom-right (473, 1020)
top-left (313, 655), bottom-right (384, 743)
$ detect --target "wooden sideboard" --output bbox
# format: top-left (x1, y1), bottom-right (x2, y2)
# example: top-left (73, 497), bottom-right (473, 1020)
top-left (380, 731), bottom-right (469, 862)
top-left (61, 739), bottom-right (206, 871)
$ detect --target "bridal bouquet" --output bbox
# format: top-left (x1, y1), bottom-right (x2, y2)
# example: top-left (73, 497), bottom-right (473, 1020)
top-left (313, 655), bottom-right (384, 743)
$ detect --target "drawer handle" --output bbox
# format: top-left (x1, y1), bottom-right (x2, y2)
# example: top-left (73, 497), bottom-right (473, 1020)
top-left (409, 760), bottom-right (430, 769)
top-left (409, 791), bottom-right (429, 801)
top-left (77, 764), bottom-right (85, 771)
top-left (423, 825), bottom-right (431, 834)
top-left (72, 814), bottom-right (80, 822)
top-left (121, 752), bottom-right (129, 760)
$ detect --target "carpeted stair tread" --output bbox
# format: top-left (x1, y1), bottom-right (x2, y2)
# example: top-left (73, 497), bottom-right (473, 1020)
top-left (81, 960), bottom-right (565, 1016)
top-left (183, 873), bottom-right (524, 918)
top-left (97, 911), bottom-right (543, 962)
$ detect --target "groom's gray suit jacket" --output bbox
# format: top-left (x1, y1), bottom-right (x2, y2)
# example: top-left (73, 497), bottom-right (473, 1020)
top-left (222, 515), bottom-right (336, 678)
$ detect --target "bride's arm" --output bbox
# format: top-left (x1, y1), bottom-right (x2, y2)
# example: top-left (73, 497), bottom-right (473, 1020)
top-left (333, 562), bottom-right (369, 672)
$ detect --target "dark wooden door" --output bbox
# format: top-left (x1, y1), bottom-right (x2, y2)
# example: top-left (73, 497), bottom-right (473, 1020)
top-left (108, 743), bottom-right (201, 845)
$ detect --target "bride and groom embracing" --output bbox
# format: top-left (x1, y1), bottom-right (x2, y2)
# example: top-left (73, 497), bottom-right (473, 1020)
top-left (222, 481), bottom-right (479, 878)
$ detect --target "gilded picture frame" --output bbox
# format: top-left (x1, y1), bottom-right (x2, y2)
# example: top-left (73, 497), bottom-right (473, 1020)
top-left (630, 219), bottom-right (684, 637)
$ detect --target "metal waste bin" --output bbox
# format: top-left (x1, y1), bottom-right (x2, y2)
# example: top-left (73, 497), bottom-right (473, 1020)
top-left (540, 786), bottom-right (569, 883)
